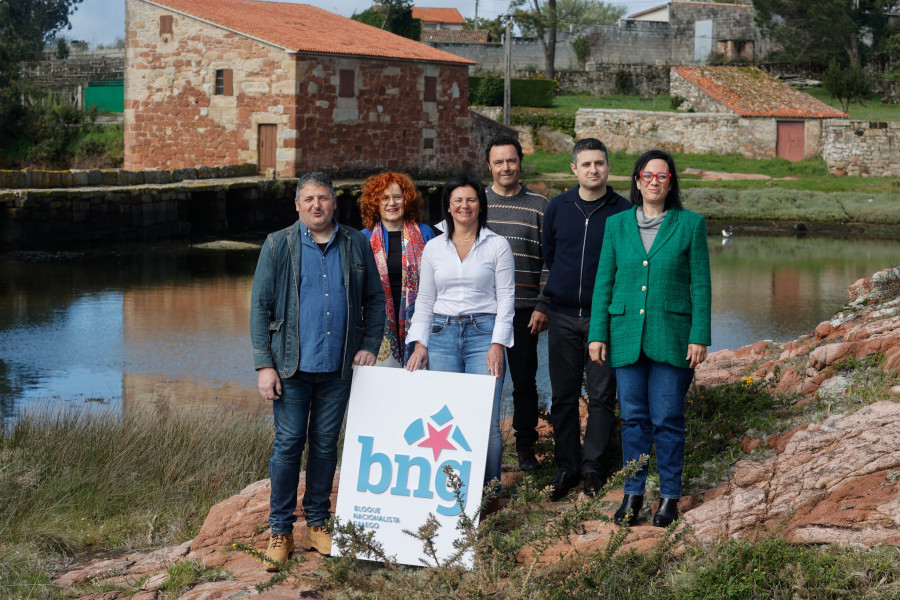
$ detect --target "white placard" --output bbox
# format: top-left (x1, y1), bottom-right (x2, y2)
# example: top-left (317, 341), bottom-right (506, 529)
top-left (334, 366), bottom-right (495, 568)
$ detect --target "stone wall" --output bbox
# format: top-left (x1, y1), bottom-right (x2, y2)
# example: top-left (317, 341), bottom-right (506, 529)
top-left (0, 178), bottom-right (455, 250)
top-left (575, 108), bottom-right (805, 159)
top-left (822, 121), bottom-right (900, 177)
top-left (293, 56), bottom-right (477, 178)
top-left (0, 164), bottom-right (257, 190)
top-left (550, 65), bottom-right (671, 97)
top-left (576, 108), bottom-right (743, 155)
top-left (431, 34), bottom-right (579, 73)
top-left (125, 0), bottom-right (477, 179)
top-left (576, 109), bottom-right (897, 174)
top-left (584, 21), bottom-right (671, 66)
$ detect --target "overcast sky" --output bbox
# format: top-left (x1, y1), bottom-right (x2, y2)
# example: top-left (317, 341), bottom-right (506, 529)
top-left (66, 0), bottom-right (661, 46)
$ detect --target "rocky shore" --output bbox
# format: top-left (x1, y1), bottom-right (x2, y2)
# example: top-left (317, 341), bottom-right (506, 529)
top-left (53, 268), bottom-right (900, 599)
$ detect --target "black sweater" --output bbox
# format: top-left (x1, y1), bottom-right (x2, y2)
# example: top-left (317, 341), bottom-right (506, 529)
top-left (541, 185), bottom-right (631, 317)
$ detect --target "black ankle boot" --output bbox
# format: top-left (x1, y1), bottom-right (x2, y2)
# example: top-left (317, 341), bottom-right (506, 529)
top-left (613, 494), bottom-right (643, 525)
top-left (652, 498), bottom-right (679, 527)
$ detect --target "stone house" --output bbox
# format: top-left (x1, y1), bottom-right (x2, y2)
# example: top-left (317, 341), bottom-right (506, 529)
top-left (124, 0), bottom-right (483, 177)
top-left (412, 8), bottom-right (466, 31)
top-left (670, 66), bottom-right (846, 161)
top-left (621, 1), bottom-right (771, 64)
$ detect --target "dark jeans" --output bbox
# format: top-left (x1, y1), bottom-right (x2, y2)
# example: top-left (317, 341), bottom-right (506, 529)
top-left (269, 371), bottom-right (351, 535)
top-left (507, 307), bottom-right (541, 451)
top-left (616, 355), bottom-right (694, 499)
top-left (547, 310), bottom-right (617, 475)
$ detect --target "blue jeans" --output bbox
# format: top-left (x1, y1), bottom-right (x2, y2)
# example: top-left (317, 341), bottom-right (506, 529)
top-left (615, 355), bottom-right (694, 499)
top-left (269, 371), bottom-right (351, 534)
top-left (427, 314), bottom-right (504, 490)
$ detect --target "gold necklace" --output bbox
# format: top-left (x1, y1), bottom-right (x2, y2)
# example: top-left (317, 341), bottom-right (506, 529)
top-left (454, 236), bottom-right (475, 243)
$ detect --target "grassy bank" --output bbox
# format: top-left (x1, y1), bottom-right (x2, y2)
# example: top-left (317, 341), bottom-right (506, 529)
top-left (522, 150), bottom-right (900, 226)
top-left (4, 347), bottom-right (899, 598)
top-left (0, 407), bottom-right (272, 598)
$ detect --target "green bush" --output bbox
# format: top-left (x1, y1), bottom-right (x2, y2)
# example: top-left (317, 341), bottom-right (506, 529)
top-left (469, 76), bottom-right (557, 107)
top-left (511, 109), bottom-right (575, 136)
top-left (468, 76), bottom-right (505, 106)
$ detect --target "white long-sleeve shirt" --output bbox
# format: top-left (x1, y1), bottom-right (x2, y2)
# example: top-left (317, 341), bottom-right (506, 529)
top-left (407, 227), bottom-right (515, 348)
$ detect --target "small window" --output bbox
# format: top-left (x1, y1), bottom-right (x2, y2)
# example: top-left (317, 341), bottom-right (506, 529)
top-left (424, 76), bottom-right (437, 102)
top-left (423, 138), bottom-right (434, 150)
top-left (339, 70), bottom-right (355, 98)
top-left (159, 15), bottom-right (173, 36)
top-left (215, 69), bottom-right (233, 96)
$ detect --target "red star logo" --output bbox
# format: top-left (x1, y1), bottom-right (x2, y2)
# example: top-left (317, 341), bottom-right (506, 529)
top-left (418, 423), bottom-right (455, 461)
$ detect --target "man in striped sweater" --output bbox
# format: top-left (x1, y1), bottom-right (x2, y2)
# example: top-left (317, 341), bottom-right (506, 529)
top-left (484, 134), bottom-right (550, 472)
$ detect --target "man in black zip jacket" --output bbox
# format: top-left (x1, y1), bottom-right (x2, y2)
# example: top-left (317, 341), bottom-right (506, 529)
top-left (541, 138), bottom-right (631, 501)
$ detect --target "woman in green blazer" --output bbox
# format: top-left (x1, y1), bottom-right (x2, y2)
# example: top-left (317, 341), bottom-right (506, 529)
top-left (588, 150), bottom-right (711, 528)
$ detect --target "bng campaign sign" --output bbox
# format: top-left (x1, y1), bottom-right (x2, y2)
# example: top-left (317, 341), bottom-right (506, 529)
top-left (335, 366), bottom-right (495, 567)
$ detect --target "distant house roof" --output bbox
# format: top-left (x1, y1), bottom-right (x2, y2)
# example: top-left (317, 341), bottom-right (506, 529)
top-left (144, 0), bottom-right (474, 65)
top-left (626, 3), bottom-right (669, 21)
top-left (421, 30), bottom-right (489, 43)
top-left (411, 7), bottom-right (466, 25)
top-left (672, 66), bottom-right (848, 118)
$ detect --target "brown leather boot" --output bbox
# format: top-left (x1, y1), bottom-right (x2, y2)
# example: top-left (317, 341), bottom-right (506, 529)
top-left (264, 533), bottom-right (294, 572)
top-left (302, 525), bottom-right (332, 556)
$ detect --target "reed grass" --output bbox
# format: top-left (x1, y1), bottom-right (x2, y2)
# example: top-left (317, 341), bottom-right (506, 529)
top-left (0, 406), bottom-right (272, 552)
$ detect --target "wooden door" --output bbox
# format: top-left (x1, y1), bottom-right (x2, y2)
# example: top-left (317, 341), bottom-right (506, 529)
top-left (258, 124), bottom-right (277, 174)
top-left (776, 121), bottom-right (805, 162)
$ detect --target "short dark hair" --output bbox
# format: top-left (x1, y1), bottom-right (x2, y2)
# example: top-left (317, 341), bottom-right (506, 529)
top-left (485, 134), bottom-right (523, 163)
top-left (296, 171), bottom-right (335, 198)
top-left (571, 138), bottom-right (609, 166)
top-left (630, 150), bottom-right (683, 211)
top-left (441, 173), bottom-right (488, 241)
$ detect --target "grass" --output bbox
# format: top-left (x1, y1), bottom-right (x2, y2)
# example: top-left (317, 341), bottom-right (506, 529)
top-left (4, 365), bottom-right (899, 598)
top-left (0, 406), bottom-right (272, 599)
top-left (0, 122), bottom-right (124, 170)
top-left (804, 86), bottom-right (900, 121)
top-left (552, 93), bottom-right (675, 114)
top-left (522, 150), bottom-right (900, 198)
top-left (157, 561), bottom-right (232, 597)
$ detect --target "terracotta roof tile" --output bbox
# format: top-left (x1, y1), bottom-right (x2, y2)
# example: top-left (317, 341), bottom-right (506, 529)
top-left (422, 30), bottom-right (489, 43)
top-left (672, 66), bottom-right (848, 118)
top-left (145, 0), bottom-right (475, 65)
top-left (411, 7), bottom-right (466, 24)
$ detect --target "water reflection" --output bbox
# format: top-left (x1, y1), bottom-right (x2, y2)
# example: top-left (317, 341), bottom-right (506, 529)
top-left (0, 235), bottom-right (897, 418)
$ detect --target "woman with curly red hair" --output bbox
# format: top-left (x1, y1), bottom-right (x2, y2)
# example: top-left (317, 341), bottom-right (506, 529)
top-left (359, 172), bottom-right (436, 367)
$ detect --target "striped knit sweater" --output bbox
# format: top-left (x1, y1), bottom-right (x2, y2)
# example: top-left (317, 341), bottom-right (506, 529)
top-left (486, 184), bottom-right (550, 312)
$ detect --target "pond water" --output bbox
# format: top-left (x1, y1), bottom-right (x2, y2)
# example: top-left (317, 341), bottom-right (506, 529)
top-left (1, 234), bottom-right (897, 420)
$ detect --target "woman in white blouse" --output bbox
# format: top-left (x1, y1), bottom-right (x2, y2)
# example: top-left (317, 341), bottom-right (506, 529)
top-left (406, 173), bottom-right (516, 490)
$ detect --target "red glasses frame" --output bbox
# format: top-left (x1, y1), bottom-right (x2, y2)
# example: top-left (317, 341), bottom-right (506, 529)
top-left (639, 171), bottom-right (671, 182)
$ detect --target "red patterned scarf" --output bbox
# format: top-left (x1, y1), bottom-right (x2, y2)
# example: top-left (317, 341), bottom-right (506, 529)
top-left (369, 221), bottom-right (426, 365)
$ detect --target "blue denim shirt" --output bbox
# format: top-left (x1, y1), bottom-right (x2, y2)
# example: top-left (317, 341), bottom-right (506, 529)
top-left (298, 221), bottom-right (347, 372)
top-left (250, 220), bottom-right (385, 381)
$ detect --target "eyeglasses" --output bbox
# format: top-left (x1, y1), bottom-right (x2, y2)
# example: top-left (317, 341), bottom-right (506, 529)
top-left (639, 171), bottom-right (671, 183)
top-left (381, 194), bottom-right (405, 204)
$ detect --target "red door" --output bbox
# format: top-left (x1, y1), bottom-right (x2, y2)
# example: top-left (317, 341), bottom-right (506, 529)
top-left (258, 124), bottom-right (277, 174)
top-left (776, 121), bottom-right (805, 162)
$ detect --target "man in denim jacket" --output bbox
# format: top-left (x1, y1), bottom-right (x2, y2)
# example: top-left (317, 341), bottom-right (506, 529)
top-left (250, 171), bottom-right (384, 570)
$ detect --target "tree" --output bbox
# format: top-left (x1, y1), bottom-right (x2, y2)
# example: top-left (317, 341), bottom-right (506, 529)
top-left (753, 0), bottom-right (899, 68)
top-left (55, 36), bottom-right (69, 59)
top-left (511, 0), bottom-right (624, 79)
top-left (351, 0), bottom-right (421, 41)
top-left (554, 0), bottom-right (625, 30)
top-left (511, 0), bottom-right (558, 79)
top-left (0, 0), bottom-right (83, 136)
top-left (464, 16), bottom-right (504, 43)
top-left (823, 59), bottom-right (871, 112)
